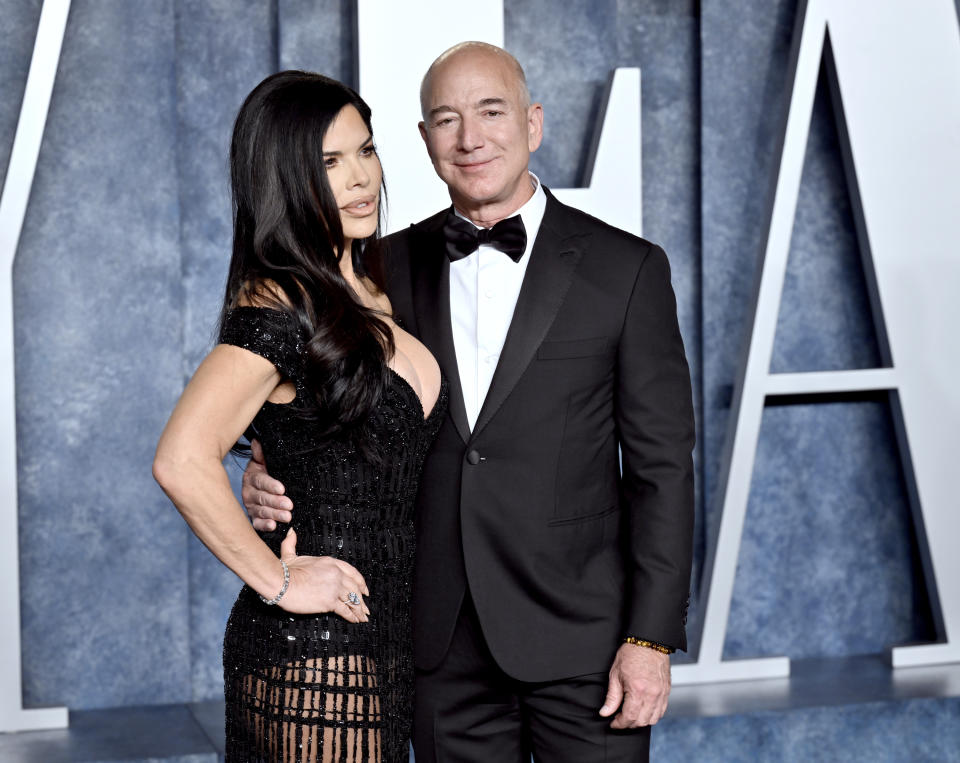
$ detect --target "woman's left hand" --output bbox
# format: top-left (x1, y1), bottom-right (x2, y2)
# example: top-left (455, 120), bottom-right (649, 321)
top-left (275, 528), bottom-right (372, 622)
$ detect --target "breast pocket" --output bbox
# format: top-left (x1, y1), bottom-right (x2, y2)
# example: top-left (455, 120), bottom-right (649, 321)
top-left (537, 337), bottom-right (609, 360)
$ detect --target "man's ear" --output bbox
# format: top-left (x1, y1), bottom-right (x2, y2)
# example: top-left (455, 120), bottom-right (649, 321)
top-left (527, 103), bottom-right (544, 152)
top-left (418, 121), bottom-right (429, 150)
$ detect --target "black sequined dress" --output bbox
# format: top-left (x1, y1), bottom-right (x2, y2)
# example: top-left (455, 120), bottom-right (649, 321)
top-left (218, 307), bottom-right (447, 763)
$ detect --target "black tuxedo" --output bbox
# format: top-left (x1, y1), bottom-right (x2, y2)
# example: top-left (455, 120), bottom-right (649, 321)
top-left (385, 189), bottom-right (695, 690)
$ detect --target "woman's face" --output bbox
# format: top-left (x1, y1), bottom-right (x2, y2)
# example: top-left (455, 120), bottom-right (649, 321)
top-left (322, 104), bottom-right (382, 245)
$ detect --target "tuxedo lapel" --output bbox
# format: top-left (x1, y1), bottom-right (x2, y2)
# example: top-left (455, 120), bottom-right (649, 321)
top-left (408, 220), bottom-right (472, 444)
top-left (471, 195), bottom-right (587, 439)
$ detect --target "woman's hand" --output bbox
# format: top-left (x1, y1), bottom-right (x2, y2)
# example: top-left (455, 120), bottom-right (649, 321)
top-left (275, 528), bottom-right (371, 623)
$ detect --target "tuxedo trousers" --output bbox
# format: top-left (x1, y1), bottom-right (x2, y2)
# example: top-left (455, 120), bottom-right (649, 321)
top-left (412, 591), bottom-right (650, 762)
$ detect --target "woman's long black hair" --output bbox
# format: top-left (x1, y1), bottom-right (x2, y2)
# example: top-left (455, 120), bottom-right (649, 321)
top-left (220, 70), bottom-right (394, 442)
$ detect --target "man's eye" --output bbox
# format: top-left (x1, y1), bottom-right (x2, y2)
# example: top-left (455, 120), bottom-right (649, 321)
top-left (435, 117), bottom-right (454, 127)
top-left (484, 110), bottom-right (503, 117)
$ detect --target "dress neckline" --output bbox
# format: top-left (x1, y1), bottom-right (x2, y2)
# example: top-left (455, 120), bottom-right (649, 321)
top-left (387, 367), bottom-right (446, 423)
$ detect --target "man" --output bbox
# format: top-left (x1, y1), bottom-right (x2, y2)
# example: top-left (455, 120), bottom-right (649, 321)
top-left (246, 42), bottom-right (694, 761)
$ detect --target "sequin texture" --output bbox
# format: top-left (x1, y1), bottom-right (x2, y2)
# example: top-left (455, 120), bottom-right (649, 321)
top-left (219, 307), bottom-right (448, 762)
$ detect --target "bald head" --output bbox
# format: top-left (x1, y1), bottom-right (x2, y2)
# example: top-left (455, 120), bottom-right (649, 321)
top-left (416, 40), bottom-right (543, 223)
top-left (420, 42), bottom-right (531, 120)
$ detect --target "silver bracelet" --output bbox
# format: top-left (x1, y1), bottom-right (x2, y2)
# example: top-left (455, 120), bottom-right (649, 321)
top-left (258, 559), bottom-right (289, 606)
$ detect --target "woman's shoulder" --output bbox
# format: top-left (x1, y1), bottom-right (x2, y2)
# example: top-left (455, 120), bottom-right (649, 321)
top-left (235, 278), bottom-right (294, 309)
top-left (224, 280), bottom-right (305, 334)
top-left (220, 281), bottom-right (306, 379)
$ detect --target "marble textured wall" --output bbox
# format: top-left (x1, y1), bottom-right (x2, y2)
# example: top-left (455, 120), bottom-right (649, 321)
top-left (3, 0), bottom-right (938, 711)
top-left (10, 0), bottom-right (189, 708)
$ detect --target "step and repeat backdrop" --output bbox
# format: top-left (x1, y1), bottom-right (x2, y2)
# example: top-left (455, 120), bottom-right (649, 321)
top-left (1, 0), bottom-right (957, 724)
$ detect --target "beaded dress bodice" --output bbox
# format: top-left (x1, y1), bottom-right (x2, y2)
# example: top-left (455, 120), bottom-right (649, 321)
top-left (219, 307), bottom-right (447, 763)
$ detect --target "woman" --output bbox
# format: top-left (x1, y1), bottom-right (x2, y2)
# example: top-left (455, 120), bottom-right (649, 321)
top-left (154, 71), bottom-right (446, 763)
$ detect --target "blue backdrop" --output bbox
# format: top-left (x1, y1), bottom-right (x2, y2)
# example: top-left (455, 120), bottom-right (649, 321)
top-left (3, 0), bottom-right (935, 715)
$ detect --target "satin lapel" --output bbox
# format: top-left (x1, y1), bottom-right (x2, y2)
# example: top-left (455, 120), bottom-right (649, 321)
top-left (471, 197), bottom-right (586, 439)
top-left (409, 223), bottom-right (471, 444)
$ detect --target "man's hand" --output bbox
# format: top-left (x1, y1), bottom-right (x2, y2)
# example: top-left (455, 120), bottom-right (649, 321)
top-left (598, 643), bottom-right (671, 728)
top-left (242, 439), bottom-right (293, 531)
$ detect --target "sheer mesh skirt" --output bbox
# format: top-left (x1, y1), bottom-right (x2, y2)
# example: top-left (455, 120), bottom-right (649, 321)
top-left (224, 589), bottom-right (412, 762)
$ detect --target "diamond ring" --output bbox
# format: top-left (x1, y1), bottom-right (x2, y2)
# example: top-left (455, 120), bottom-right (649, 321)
top-left (347, 591), bottom-right (360, 606)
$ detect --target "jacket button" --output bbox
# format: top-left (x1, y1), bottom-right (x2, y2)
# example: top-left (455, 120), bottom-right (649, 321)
top-left (466, 450), bottom-right (481, 465)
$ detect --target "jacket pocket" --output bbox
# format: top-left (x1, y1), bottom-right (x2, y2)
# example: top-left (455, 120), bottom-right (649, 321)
top-left (537, 337), bottom-right (609, 360)
top-left (547, 504), bottom-right (620, 527)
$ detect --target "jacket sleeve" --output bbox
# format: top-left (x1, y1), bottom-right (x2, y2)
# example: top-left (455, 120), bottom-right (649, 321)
top-left (615, 243), bottom-right (696, 651)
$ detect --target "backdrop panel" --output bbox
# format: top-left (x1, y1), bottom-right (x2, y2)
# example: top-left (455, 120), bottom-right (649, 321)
top-left (1, 0), bottom-right (940, 711)
top-left (14, 0), bottom-right (189, 709)
top-left (700, 0), bottom-right (932, 662)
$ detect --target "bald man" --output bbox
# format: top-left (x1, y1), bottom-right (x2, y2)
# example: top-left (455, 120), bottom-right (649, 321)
top-left (247, 43), bottom-right (695, 761)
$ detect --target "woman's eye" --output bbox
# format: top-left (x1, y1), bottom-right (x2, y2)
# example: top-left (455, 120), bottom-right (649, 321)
top-left (324, 158), bottom-right (337, 168)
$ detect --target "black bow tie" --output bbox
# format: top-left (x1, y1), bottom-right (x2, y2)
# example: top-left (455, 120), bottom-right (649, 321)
top-left (443, 209), bottom-right (526, 263)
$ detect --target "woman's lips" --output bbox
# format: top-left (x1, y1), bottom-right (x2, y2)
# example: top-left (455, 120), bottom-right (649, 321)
top-left (341, 197), bottom-right (377, 217)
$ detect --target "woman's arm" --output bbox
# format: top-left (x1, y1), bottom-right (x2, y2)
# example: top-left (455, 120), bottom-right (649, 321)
top-left (153, 344), bottom-right (369, 619)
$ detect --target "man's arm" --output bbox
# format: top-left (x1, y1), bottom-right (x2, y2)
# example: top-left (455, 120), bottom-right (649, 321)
top-left (243, 439), bottom-right (295, 531)
top-left (617, 242), bottom-right (696, 647)
top-left (602, 242), bottom-right (696, 726)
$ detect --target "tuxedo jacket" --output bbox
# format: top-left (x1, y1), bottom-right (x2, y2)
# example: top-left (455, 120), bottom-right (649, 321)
top-left (385, 189), bottom-right (695, 682)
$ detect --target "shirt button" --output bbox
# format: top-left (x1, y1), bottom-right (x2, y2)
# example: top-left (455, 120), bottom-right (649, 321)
top-left (484, 289), bottom-right (495, 299)
top-left (486, 355), bottom-right (497, 365)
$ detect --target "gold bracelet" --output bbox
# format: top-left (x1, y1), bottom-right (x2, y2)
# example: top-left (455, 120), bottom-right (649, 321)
top-left (624, 636), bottom-right (674, 654)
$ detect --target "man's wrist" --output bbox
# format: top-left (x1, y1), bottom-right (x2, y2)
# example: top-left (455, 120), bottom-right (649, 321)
top-left (623, 636), bottom-right (674, 655)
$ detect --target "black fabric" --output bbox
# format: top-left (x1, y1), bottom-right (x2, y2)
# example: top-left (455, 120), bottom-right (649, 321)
top-left (442, 208), bottom-right (526, 262)
top-left (385, 189), bottom-right (695, 686)
top-left (218, 307), bottom-right (448, 762)
top-left (219, 306), bottom-right (304, 381)
top-left (412, 593), bottom-right (651, 763)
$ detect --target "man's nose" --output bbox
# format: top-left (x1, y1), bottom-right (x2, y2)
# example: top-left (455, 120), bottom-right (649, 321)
top-left (457, 116), bottom-right (484, 152)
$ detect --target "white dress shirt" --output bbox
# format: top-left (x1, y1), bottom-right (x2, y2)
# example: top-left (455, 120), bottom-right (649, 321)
top-left (449, 173), bottom-right (548, 430)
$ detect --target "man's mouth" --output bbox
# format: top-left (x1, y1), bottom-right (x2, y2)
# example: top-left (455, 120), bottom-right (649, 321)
top-left (455, 158), bottom-right (495, 171)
